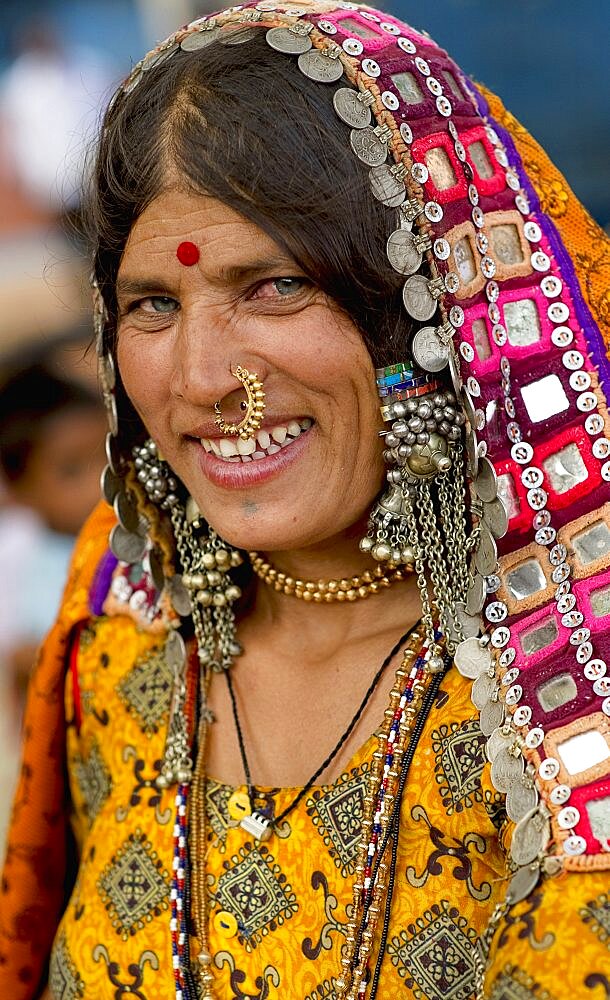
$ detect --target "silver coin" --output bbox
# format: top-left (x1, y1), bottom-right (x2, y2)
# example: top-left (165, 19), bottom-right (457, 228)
top-left (506, 779), bottom-right (539, 823)
top-left (109, 524), bottom-right (146, 564)
top-left (475, 523), bottom-right (498, 577)
top-left (454, 636), bottom-right (492, 679)
top-left (482, 496), bottom-right (508, 539)
top-left (491, 746), bottom-right (525, 793)
top-left (402, 274), bottom-right (438, 322)
top-left (472, 671), bottom-right (497, 710)
top-left (410, 326), bottom-right (449, 373)
top-left (369, 164), bottom-right (406, 208)
top-left (105, 432), bottom-right (123, 474)
top-left (350, 126), bottom-right (387, 167)
top-left (333, 87), bottom-right (372, 128)
top-left (166, 574), bottom-right (193, 617)
top-left (298, 49), bottom-right (344, 83)
top-left (104, 391), bottom-right (118, 436)
top-left (474, 456), bottom-right (498, 503)
top-left (511, 808), bottom-right (550, 867)
top-left (505, 864), bottom-right (541, 906)
top-left (386, 229), bottom-right (422, 275)
top-left (480, 697), bottom-right (505, 736)
top-left (148, 547), bottom-right (166, 592)
top-left (165, 629), bottom-right (187, 670)
top-left (266, 26), bottom-right (312, 54)
top-left (486, 726), bottom-right (516, 763)
top-left (455, 602), bottom-right (483, 639)
top-left (465, 427), bottom-right (479, 480)
top-left (101, 465), bottom-right (122, 505)
top-left (114, 490), bottom-right (140, 534)
top-left (465, 573), bottom-right (486, 615)
top-left (180, 28), bottom-right (222, 50)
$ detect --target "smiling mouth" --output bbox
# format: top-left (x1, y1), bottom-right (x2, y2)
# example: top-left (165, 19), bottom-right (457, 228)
top-left (199, 418), bottom-right (313, 463)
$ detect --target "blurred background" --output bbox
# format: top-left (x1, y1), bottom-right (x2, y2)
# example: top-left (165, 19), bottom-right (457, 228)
top-left (0, 0), bottom-right (608, 856)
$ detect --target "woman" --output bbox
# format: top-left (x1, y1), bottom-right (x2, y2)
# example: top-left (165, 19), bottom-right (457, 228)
top-left (1, 2), bottom-right (609, 998)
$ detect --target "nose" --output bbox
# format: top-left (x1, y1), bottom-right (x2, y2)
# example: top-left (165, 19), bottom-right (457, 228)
top-left (168, 304), bottom-right (265, 424)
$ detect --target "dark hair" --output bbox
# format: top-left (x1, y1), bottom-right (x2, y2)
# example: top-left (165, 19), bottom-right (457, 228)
top-left (89, 31), bottom-right (412, 415)
top-left (0, 365), bottom-right (100, 482)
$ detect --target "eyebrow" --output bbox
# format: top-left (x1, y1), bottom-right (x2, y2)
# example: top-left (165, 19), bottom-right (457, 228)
top-left (116, 255), bottom-right (303, 299)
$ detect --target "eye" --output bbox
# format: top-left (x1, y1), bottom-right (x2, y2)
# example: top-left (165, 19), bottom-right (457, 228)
top-left (252, 277), bottom-right (309, 299)
top-left (138, 296), bottom-right (179, 314)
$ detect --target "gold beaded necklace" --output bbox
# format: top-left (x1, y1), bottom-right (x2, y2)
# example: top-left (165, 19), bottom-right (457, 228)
top-left (248, 551), bottom-right (407, 602)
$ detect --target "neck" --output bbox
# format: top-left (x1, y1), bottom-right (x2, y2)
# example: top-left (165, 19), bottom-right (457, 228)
top-left (243, 532), bottom-right (422, 657)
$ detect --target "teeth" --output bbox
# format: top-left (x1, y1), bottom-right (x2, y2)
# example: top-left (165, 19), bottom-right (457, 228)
top-left (219, 439), bottom-right (239, 457)
top-left (201, 439), bottom-right (213, 453)
top-left (237, 437), bottom-right (256, 455)
top-left (287, 420), bottom-right (301, 437)
top-left (300, 418), bottom-right (312, 430)
top-left (267, 444), bottom-right (281, 455)
top-left (271, 426), bottom-right (287, 444)
top-left (209, 439), bottom-right (221, 457)
top-left (257, 429), bottom-right (271, 449)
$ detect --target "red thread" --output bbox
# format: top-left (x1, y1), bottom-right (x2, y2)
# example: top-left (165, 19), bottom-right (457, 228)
top-left (176, 241), bottom-right (200, 266)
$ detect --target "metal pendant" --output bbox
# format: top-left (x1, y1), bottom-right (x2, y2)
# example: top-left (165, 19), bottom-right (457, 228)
top-left (114, 490), bottom-right (140, 534)
top-left (101, 465), bottom-right (122, 505)
top-left (109, 524), bottom-right (147, 564)
top-left (333, 87), bottom-right (372, 128)
top-left (510, 807), bottom-right (550, 867)
top-left (454, 602), bottom-right (483, 639)
top-left (180, 28), bottom-right (222, 50)
top-left (474, 522), bottom-right (498, 577)
top-left (240, 810), bottom-right (272, 841)
top-left (369, 164), bottom-right (406, 208)
top-left (465, 572), bottom-right (486, 615)
top-left (454, 636), bottom-right (492, 679)
top-left (490, 745), bottom-right (525, 793)
top-left (505, 863), bottom-right (541, 906)
top-left (386, 229), bottom-right (423, 276)
top-left (402, 274), bottom-right (438, 322)
top-left (506, 777), bottom-right (539, 823)
top-left (485, 725), bottom-right (516, 763)
top-left (266, 26), bottom-right (312, 54)
top-left (105, 432), bottom-right (123, 474)
top-left (410, 325), bottom-right (449, 373)
top-left (350, 126), bottom-right (388, 167)
top-left (298, 49), bottom-right (344, 83)
top-left (473, 456), bottom-right (498, 503)
top-left (104, 391), bottom-right (119, 437)
top-left (479, 696), bottom-right (505, 736)
top-left (165, 629), bottom-right (187, 670)
top-left (482, 496), bottom-right (509, 539)
top-left (471, 670), bottom-right (497, 710)
top-left (166, 574), bottom-right (193, 617)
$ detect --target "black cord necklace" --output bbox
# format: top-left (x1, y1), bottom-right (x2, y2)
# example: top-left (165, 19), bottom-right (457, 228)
top-left (223, 621), bottom-right (421, 840)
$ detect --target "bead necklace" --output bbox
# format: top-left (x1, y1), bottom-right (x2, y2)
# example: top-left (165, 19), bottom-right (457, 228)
top-left (171, 625), bottom-right (445, 1000)
top-left (248, 551), bottom-right (407, 601)
top-left (224, 625), bottom-right (420, 841)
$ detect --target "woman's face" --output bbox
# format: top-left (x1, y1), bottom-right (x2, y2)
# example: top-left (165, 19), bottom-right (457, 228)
top-left (116, 188), bottom-right (385, 552)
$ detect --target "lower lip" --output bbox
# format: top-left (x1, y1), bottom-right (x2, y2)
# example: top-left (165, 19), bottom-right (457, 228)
top-left (194, 428), bottom-right (312, 489)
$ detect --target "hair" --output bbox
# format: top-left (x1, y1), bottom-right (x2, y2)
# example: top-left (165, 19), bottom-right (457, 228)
top-left (89, 30), bottom-right (413, 446)
top-left (0, 364), bottom-right (101, 483)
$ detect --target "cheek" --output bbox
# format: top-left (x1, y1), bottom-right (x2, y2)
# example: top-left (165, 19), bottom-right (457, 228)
top-left (117, 337), bottom-right (169, 424)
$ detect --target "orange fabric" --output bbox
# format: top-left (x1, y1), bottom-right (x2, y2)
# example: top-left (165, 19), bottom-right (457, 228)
top-left (0, 502), bottom-right (115, 997)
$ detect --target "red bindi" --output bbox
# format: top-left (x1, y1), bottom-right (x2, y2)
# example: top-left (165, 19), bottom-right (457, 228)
top-left (176, 241), bottom-right (200, 266)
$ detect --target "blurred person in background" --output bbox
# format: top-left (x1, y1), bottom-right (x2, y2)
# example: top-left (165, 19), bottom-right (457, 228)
top-left (0, 364), bottom-right (106, 855)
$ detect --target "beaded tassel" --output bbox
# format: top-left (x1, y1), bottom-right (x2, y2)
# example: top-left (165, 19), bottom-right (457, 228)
top-left (171, 783), bottom-right (191, 1000)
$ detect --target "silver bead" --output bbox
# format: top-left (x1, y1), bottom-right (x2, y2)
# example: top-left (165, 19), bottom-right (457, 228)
top-left (428, 654), bottom-right (445, 673)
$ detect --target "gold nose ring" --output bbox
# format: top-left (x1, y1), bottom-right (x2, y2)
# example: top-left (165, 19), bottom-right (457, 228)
top-left (214, 366), bottom-right (266, 441)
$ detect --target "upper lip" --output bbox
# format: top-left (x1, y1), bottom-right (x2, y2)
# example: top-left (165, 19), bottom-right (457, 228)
top-left (184, 415), bottom-right (313, 440)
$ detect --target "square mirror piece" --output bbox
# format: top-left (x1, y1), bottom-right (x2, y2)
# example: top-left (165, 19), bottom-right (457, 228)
top-left (590, 583), bottom-right (610, 618)
top-left (521, 616), bottom-right (558, 656)
top-left (557, 729), bottom-right (610, 775)
top-left (468, 140), bottom-right (494, 179)
top-left (491, 223), bottom-right (524, 265)
top-left (542, 442), bottom-right (588, 495)
top-left (424, 146), bottom-right (457, 190)
top-left (536, 672), bottom-right (577, 712)
top-left (471, 317), bottom-right (492, 360)
top-left (442, 70), bottom-right (463, 100)
top-left (453, 236), bottom-right (477, 283)
top-left (497, 472), bottom-right (520, 520)
top-left (520, 374), bottom-right (569, 423)
top-left (586, 796), bottom-right (610, 849)
top-left (391, 72), bottom-right (424, 104)
top-left (506, 559), bottom-right (546, 600)
top-left (504, 298), bottom-right (541, 347)
top-left (573, 521), bottom-right (610, 566)
top-left (339, 17), bottom-right (381, 38)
